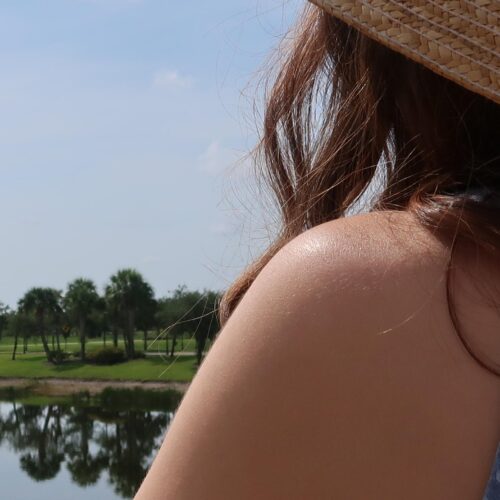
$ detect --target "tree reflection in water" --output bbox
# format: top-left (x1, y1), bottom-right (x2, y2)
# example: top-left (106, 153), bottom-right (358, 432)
top-left (0, 395), bottom-right (178, 499)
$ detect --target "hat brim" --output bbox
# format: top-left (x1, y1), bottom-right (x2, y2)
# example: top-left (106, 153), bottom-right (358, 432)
top-left (309, 0), bottom-right (500, 104)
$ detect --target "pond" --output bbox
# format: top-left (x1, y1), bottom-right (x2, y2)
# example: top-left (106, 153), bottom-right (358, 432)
top-left (1, 388), bottom-right (500, 499)
top-left (0, 389), bottom-right (183, 500)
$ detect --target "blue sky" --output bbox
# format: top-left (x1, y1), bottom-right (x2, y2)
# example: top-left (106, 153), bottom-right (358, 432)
top-left (0, 0), bottom-right (302, 307)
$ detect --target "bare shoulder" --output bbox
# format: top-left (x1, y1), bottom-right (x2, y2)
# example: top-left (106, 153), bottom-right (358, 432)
top-left (267, 209), bottom-right (449, 308)
top-left (231, 210), bottom-right (450, 344)
top-left (136, 211), bottom-right (500, 500)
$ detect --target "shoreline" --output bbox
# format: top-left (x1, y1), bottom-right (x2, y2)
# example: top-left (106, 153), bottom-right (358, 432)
top-left (0, 377), bottom-right (190, 396)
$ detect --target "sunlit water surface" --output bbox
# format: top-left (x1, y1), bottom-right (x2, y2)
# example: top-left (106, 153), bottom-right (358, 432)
top-left (0, 399), bottom-right (176, 500)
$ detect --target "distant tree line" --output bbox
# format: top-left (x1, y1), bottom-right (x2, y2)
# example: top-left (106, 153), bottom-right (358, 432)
top-left (0, 269), bottom-right (221, 366)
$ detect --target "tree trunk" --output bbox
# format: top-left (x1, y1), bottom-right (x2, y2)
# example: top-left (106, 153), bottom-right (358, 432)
top-left (103, 330), bottom-right (107, 347)
top-left (79, 316), bottom-right (86, 361)
top-left (23, 334), bottom-right (28, 354)
top-left (169, 332), bottom-right (177, 358)
top-left (38, 312), bottom-right (54, 364)
top-left (143, 329), bottom-right (147, 351)
top-left (122, 328), bottom-right (129, 359)
top-left (196, 334), bottom-right (207, 366)
top-left (112, 326), bottom-right (118, 348)
top-left (159, 327), bottom-right (168, 355)
top-left (40, 333), bottom-right (53, 363)
top-left (12, 331), bottom-right (19, 360)
top-left (127, 309), bottom-right (135, 359)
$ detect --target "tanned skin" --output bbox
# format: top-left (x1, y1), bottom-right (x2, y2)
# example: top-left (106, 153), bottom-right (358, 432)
top-left (136, 210), bottom-right (500, 500)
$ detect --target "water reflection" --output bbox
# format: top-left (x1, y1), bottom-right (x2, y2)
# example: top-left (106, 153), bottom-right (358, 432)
top-left (0, 392), bottom-right (181, 499)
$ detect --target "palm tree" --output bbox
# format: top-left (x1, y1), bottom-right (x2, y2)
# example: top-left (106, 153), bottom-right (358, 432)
top-left (137, 298), bottom-right (157, 352)
top-left (19, 405), bottom-right (64, 481)
top-left (104, 269), bottom-right (155, 359)
top-left (104, 291), bottom-right (122, 348)
top-left (0, 302), bottom-right (10, 340)
top-left (8, 311), bottom-right (35, 360)
top-left (63, 278), bottom-right (101, 361)
top-left (18, 288), bottom-right (62, 364)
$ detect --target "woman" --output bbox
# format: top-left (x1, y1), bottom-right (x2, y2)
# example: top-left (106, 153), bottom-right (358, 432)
top-left (136, 1), bottom-right (500, 498)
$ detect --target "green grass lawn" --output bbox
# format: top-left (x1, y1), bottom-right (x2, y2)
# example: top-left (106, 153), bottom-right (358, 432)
top-left (0, 352), bottom-right (196, 382)
top-left (0, 335), bottom-right (200, 355)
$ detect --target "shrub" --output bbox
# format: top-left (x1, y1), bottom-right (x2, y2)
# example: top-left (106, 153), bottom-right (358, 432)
top-left (99, 387), bottom-right (183, 411)
top-left (86, 347), bottom-right (125, 365)
top-left (49, 350), bottom-right (70, 363)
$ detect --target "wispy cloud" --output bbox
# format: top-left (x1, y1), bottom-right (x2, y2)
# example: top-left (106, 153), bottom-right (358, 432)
top-left (78, 0), bottom-right (144, 5)
top-left (78, 0), bottom-right (143, 4)
top-left (198, 140), bottom-right (249, 176)
top-left (152, 70), bottom-right (194, 89)
top-left (208, 222), bottom-right (231, 236)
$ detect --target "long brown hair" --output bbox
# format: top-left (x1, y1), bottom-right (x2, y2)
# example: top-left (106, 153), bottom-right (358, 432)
top-left (220, 6), bottom-right (500, 373)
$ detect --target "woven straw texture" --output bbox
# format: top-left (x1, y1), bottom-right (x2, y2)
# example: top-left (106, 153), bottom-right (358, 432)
top-left (309, 0), bottom-right (500, 104)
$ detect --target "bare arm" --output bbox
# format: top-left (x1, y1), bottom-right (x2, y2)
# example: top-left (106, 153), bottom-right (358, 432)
top-left (135, 212), bottom-right (500, 500)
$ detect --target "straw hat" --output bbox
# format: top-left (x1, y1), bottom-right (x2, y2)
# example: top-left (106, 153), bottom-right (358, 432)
top-left (308, 0), bottom-right (500, 104)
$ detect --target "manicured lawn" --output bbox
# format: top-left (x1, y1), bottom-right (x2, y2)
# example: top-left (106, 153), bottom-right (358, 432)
top-left (0, 352), bottom-right (197, 382)
top-left (0, 335), bottom-right (199, 354)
